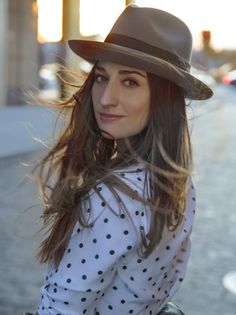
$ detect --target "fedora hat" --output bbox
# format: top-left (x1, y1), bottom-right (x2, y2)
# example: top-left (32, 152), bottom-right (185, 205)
top-left (68, 5), bottom-right (213, 100)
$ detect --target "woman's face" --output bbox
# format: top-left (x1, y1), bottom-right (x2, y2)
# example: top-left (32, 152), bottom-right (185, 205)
top-left (92, 62), bottom-right (150, 139)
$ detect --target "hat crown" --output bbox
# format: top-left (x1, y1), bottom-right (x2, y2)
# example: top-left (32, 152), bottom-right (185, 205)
top-left (107, 5), bottom-right (193, 63)
top-left (67, 5), bottom-right (213, 100)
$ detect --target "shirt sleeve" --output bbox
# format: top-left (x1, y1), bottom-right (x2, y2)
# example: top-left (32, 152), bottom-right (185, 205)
top-left (39, 172), bottom-right (148, 314)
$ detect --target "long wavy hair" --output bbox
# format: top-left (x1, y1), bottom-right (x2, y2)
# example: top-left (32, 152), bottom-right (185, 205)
top-left (36, 64), bottom-right (192, 267)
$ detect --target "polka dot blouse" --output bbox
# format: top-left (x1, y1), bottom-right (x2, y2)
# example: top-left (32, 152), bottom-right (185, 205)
top-left (38, 163), bottom-right (196, 315)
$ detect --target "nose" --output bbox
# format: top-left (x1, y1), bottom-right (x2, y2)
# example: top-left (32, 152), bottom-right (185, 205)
top-left (100, 80), bottom-right (118, 107)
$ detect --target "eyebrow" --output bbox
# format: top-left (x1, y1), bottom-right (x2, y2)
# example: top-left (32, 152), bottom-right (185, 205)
top-left (95, 65), bottom-right (147, 78)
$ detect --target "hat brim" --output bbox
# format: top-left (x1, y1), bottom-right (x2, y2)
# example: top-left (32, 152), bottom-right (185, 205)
top-left (68, 40), bottom-right (213, 100)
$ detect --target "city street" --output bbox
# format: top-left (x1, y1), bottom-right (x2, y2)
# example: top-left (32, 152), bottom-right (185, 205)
top-left (0, 84), bottom-right (236, 315)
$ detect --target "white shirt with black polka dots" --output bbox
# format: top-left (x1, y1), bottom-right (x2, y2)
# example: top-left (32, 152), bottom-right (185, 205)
top-left (38, 164), bottom-right (196, 315)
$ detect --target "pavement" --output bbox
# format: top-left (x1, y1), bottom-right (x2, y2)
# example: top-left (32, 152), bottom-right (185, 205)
top-left (0, 85), bottom-right (236, 315)
top-left (0, 105), bottom-right (56, 158)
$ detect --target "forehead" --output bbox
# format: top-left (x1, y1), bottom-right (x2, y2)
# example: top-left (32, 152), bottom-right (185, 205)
top-left (95, 62), bottom-right (147, 76)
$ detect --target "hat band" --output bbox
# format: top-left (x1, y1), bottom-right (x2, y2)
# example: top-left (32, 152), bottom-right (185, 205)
top-left (105, 33), bottom-right (190, 71)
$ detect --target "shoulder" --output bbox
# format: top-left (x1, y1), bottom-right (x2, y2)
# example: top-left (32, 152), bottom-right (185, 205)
top-left (78, 163), bottom-right (149, 230)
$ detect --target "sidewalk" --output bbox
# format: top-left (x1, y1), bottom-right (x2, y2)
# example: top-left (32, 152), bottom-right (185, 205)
top-left (0, 105), bottom-right (56, 158)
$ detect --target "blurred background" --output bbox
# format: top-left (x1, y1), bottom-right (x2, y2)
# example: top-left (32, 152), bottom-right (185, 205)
top-left (0, 1), bottom-right (236, 314)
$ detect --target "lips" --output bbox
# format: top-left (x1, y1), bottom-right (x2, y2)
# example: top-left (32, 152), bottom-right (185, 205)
top-left (99, 112), bottom-right (124, 122)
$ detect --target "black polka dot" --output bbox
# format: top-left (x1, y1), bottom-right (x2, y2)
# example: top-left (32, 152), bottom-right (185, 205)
top-left (155, 257), bottom-right (159, 262)
top-left (137, 177), bottom-right (142, 181)
top-left (67, 263), bottom-right (71, 268)
top-left (79, 243), bottom-right (84, 248)
top-left (82, 275), bottom-right (87, 280)
top-left (160, 266), bottom-right (165, 270)
top-left (77, 228), bottom-right (81, 233)
top-left (81, 259), bottom-right (86, 264)
top-left (98, 270), bottom-right (103, 275)
top-left (67, 248), bottom-right (71, 253)
top-left (127, 245), bottom-right (132, 250)
top-left (53, 288), bottom-right (57, 293)
top-left (66, 278), bottom-right (71, 283)
top-left (112, 286), bottom-right (118, 290)
top-left (86, 289), bottom-right (92, 292)
top-left (135, 210), bottom-right (139, 216)
top-left (120, 214), bottom-right (125, 219)
top-left (101, 201), bottom-right (106, 207)
top-left (137, 258), bottom-right (142, 263)
top-left (121, 299), bottom-right (126, 304)
top-left (64, 301), bottom-right (69, 305)
top-left (179, 278), bottom-right (183, 282)
top-left (130, 276), bottom-right (134, 281)
top-left (104, 218), bottom-right (109, 223)
top-left (142, 268), bottom-right (147, 273)
top-left (123, 230), bottom-right (129, 235)
top-left (108, 305), bottom-right (113, 310)
top-left (129, 310), bottom-right (134, 314)
top-left (93, 238), bottom-right (97, 243)
top-left (95, 254), bottom-right (99, 259)
top-left (81, 297), bottom-right (86, 302)
top-left (106, 234), bottom-right (111, 239)
top-left (166, 245), bottom-right (170, 250)
top-left (122, 265), bottom-right (127, 270)
top-left (109, 250), bottom-right (115, 255)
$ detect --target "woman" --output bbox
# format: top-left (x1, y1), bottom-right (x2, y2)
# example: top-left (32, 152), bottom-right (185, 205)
top-left (34, 5), bottom-right (213, 315)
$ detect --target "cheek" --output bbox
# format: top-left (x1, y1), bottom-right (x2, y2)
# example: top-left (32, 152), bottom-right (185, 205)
top-left (135, 98), bottom-right (150, 126)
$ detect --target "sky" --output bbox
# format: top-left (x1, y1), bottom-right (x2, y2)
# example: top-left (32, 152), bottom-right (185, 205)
top-left (79, 0), bottom-right (236, 50)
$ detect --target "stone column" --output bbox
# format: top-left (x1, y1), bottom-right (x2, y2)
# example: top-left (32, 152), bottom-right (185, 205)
top-left (0, 0), bottom-right (8, 106)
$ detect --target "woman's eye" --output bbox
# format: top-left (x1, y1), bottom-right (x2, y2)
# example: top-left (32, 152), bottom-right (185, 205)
top-left (94, 74), bottom-right (107, 83)
top-left (123, 79), bottom-right (138, 87)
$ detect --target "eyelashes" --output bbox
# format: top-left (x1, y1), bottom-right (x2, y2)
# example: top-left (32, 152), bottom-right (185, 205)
top-left (94, 74), bottom-right (139, 88)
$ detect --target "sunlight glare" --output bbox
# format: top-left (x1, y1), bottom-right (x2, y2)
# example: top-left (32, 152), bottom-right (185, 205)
top-left (37, 0), bottom-right (63, 43)
top-left (80, 0), bottom-right (125, 38)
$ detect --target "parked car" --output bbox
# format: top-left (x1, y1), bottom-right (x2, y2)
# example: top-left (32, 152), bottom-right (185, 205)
top-left (221, 69), bottom-right (236, 86)
top-left (38, 63), bottom-right (61, 100)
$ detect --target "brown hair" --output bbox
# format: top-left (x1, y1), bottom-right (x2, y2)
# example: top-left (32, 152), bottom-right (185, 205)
top-left (36, 65), bottom-right (192, 267)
